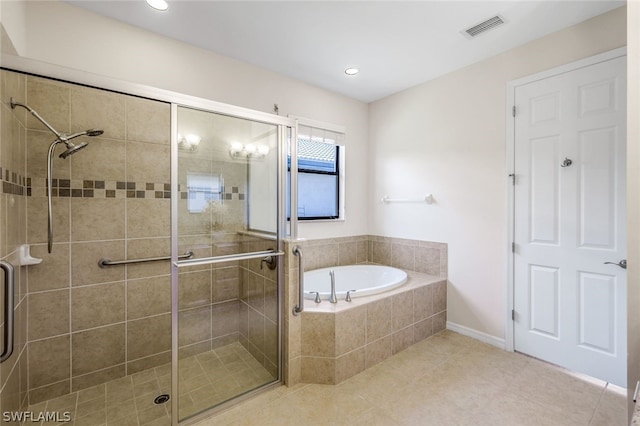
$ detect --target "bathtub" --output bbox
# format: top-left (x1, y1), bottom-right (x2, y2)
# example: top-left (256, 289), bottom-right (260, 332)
top-left (304, 264), bottom-right (408, 301)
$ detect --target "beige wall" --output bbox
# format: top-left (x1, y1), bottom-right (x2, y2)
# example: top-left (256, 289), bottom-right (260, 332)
top-left (1, 0), bottom-right (369, 241)
top-left (368, 7), bottom-right (627, 339)
top-left (627, 0), bottom-right (640, 418)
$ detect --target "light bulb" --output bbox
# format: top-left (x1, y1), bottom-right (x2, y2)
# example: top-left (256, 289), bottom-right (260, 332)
top-left (185, 134), bottom-right (201, 146)
top-left (146, 0), bottom-right (168, 11)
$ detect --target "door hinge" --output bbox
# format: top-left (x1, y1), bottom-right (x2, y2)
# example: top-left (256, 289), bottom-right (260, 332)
top-left (511, 242), bottom-right (515, 253)
top-left (512, 105), bottom-right (516, 117)
top-left (509, 173), bottom-right (515, 185)
top-left (512, 309), bottom-right (515, 321)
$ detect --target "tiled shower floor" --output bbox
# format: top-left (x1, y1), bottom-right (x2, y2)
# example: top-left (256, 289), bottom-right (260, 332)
top-left (26, 342), bottom-right (275, 426)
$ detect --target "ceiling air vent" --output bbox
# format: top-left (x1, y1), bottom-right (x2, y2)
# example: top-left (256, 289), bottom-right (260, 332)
top-left (463, 15), bottom-right (505, 39)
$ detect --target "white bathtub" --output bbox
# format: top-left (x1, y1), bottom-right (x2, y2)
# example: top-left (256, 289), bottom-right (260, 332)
top-left (304, 264), bottom-right (408, 301)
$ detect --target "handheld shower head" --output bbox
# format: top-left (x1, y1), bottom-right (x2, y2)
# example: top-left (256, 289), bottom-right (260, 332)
top-left (12, 96), bottom-right (106, 254)
top-left (59, 142), bottom-right (89, 159)
top-left (65, 128), bottom-right (104, 141)
top-left (57, 128), bottom-right (102, 158)
top-left (86, 129), bottom-right (104, 137)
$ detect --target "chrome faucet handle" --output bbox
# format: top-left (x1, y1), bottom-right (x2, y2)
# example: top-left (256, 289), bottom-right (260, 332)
top-left (307, 291), bottom-right (321, 304)
top-left (345, 289), bottom-right (356, 302)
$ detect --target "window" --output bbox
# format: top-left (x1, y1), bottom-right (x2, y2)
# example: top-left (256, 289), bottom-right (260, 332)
top-left (187, 173), bottom-right (223, 213)
top-left (288, 123), bottom-right (344, 220)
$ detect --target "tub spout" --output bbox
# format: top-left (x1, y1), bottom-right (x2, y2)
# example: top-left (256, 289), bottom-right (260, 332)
top-left (329, 270), bottom-right (338, 303)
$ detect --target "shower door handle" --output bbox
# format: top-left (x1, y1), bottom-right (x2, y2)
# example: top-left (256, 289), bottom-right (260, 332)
top-left (0, 260), bottom-right (15, 363)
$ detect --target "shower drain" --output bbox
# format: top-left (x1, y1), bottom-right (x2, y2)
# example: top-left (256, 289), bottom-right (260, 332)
top-left (154, 394), bottom-right (170, 405)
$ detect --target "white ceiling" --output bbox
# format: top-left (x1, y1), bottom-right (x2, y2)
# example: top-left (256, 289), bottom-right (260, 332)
top-left (68, 1), bottom-right (624, 103)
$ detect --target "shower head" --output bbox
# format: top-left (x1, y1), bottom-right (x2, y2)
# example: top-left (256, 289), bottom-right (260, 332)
top-left (57, 128), bottom-right (102, 158)
top-left (86, 129), bottom-right (104, 137)
top-left (64, 128), bottom-right (104, 141)
top-left (58, 141), bottom-right (89, 159)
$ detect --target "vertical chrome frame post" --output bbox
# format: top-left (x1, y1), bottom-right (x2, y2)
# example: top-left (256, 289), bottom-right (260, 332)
top-left (276, 125), bottom-right (286, 379)
top-left (170, 103), bottom-right (179, 426)
top-left (289, 120), bottom-right (299, 240)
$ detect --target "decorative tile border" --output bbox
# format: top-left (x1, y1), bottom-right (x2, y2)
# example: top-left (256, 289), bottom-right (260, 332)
top-left (180, 185), bottom-right (246, 201)
top-left (14, 176), bottom-right (246, 200)
top-left (28, 178), bottom-right (173, 199)
top-left (0, 167), bottom-right (28, 196)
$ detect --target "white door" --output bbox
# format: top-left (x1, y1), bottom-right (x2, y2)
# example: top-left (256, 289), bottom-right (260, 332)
top-left (513, 56), bottom-right (627, 386)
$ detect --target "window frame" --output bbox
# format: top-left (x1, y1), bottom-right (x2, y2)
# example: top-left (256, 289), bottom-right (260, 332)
top-left (287, 116), bottom-right (346, 222)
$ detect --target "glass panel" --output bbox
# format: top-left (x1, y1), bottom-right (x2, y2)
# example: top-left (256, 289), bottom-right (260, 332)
top-left (298, 172), bottom-right (338, 218)
top-left (175, 106), bottom-right (279, 421)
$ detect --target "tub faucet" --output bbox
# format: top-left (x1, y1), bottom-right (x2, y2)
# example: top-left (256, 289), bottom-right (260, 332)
top-left (329, 270), bottom-right (338, 304)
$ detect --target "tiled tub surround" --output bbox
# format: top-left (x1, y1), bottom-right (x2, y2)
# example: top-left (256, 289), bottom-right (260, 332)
top-left (283, 236), bottom-right (447, 387)
top-left (301, 272), bottom-right (446, 385)
top-left (1, 70), bottom-right (276, 411)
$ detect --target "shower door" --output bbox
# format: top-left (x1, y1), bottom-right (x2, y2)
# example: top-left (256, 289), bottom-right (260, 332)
top-left (170, 104), bottom-right (288, 423)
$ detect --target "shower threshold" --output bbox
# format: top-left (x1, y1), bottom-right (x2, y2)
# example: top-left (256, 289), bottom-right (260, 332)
top-left (26, 342), bottom-right (276, 425)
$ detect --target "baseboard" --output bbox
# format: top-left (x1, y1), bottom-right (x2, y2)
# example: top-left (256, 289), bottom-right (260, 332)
top-left (446, 321), bottom-right (506, 350)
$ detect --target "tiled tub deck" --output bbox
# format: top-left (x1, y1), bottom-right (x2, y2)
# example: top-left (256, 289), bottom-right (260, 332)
top-left (300, 271), bottom-right (446, 385)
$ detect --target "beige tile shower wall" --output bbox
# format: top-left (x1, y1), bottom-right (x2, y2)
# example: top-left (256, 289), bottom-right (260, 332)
top-left (238, 236), bottom-right (279, 379)
top-left (23, 74), bottom-right (175, 404)
top-left (22, 73), bottom-right (252, 405)
top-left (0, 70), bottom-right (30, 421)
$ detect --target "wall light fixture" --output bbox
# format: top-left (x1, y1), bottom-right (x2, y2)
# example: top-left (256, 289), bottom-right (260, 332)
top-left (178, 134), bottom-right (201, 152)
top-left (229, 142), bottom-right (270, 159)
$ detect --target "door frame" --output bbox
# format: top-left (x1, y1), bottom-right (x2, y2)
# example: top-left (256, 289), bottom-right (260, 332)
top-left (505, 46), bottom-right (627, 352)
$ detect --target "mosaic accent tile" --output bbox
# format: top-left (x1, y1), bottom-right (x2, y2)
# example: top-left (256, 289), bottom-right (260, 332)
top-left (6, 173), bottom-right (250, 201)
top-left (28, 178), bottom-right (177, 199)
top-left (0, 167), bottom-right (28, 196)
top-left (178, 191), bottom-right (246, 201)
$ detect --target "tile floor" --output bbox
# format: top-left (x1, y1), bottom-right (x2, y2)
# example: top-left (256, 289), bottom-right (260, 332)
top-left (27, 342), bottom-right (275, 426)
top-left (195, 331), bottom-right (627, 426)
top-left (27, 331), bottom-right (627, 425)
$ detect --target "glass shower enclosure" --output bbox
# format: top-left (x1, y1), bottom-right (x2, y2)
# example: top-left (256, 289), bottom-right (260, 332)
top-left (170, 104), bottom-right (290, 423)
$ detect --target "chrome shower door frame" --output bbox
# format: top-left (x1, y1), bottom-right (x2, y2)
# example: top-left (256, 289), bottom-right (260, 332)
top-left (170, 102), bottom-right (295, 425)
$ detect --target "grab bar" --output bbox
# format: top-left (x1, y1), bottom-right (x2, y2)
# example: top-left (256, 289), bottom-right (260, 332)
top-left (99, 251), bottom-right (194, 268)
top-left (292, 246), bottom-right (304, 316)
top-left (175, 250), bottom-right (283, 268)
top-left (0, 261), bottom-right (15, 363)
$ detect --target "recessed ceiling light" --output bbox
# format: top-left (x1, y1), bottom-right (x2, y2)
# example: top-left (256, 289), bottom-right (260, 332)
top-left (146, 0), bottom-right (168, 11)
top-left (344, 67), bottom-right (359, 76)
